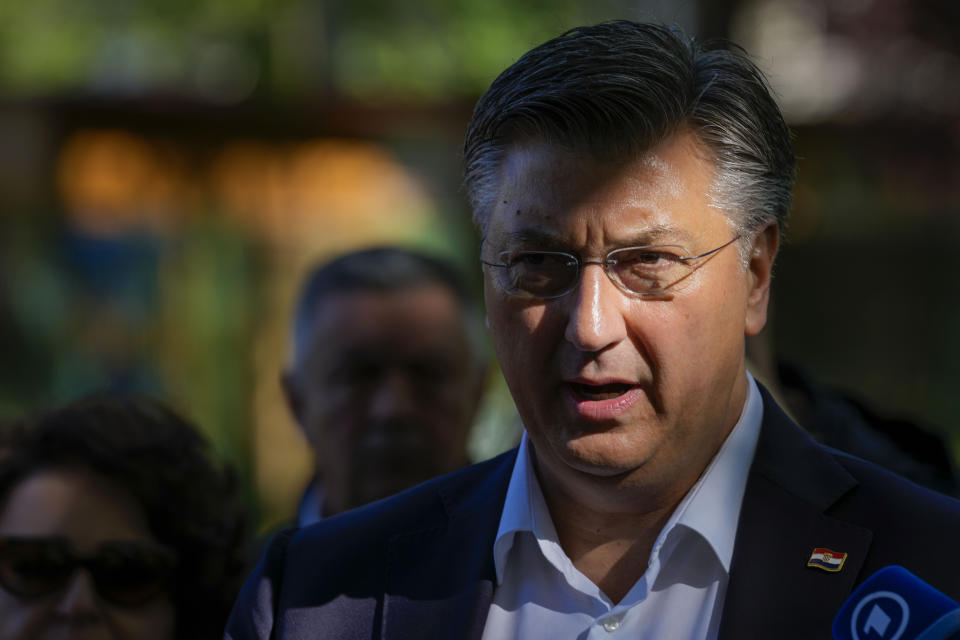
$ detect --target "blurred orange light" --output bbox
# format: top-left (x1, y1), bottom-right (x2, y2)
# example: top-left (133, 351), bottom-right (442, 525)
top-left (57, 130), bottom-right (432, 246)
top-left (57, 129), bottom-right (186, 236)
top-left (209, 138), bottom-right (431, 246)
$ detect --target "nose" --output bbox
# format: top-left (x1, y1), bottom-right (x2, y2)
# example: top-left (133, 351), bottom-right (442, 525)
top-left (54, 569), bottom-right (103, 619)
top-left (563, 263), bottom-right (628, 352)
top-left (368, 369), bottom-right (418, 422)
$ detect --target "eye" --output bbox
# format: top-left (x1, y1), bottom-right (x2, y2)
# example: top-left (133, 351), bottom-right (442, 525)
top-left (409, 358), bottom-right (452, 384)
top-left (608, 246), bottom-right (689, 296)
top-left (507, 251), bottom-right (573, 268)
top-left (636, 251), bottom-right (669, 265)
top-left (328, 358), bottom-right (381, 384)
top-left (494, 251), bottom-right (577, 297)
top-left (614, 247), bottom-right (684, 269)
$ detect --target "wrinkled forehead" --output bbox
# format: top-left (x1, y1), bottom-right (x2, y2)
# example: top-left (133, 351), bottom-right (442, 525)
top-left (484, 134), bottom-right (725, 250)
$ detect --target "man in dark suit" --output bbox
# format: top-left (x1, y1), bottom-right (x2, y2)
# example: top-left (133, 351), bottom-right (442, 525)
top-left (226, 21), bottom-right (960, 639)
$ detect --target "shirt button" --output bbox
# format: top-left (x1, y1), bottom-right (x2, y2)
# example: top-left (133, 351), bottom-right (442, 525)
top-left (601, 617), bottom-right (621, 632)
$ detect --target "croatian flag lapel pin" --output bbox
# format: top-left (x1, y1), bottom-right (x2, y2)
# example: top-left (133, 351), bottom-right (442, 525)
top-left (807, 547), bottom-right (848, 572)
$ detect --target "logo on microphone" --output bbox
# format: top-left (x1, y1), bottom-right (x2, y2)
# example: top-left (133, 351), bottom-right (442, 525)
top-left (832, 566), bottom-right (960, 640)
top-left (849, 591), bottom-right (910, 640)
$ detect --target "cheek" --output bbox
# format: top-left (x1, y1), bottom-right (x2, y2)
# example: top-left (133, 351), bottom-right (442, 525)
top-left (491, 298), bottom-right (553, 354)
top-left (430, 381), bottom-right (474, 424)
top-left (672, 287), bottom-right (748, 384)
top-left (110, 599), bottom-right (177, 640)
top-left (486, 281), bottom-right (540, 341)
top-left (303, 389), bottom-right (357, 439)
top-left (621, 299), bottom-right (678, 359)
top-left (0, 593), bottom-right (46, 639)
top-left (630, 296), bottom-right (735, 377)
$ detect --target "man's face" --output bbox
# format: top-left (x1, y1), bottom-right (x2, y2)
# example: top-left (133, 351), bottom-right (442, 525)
top-left (482, 130), bottom-right (776, 507)
top-left (286, 285), bottom-right (482, 515)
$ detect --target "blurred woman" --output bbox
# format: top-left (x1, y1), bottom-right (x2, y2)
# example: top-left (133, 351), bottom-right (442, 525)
top-left (0, 396), bottom-right (248, 639)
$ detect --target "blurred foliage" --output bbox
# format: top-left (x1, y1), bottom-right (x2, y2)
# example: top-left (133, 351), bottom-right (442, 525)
top-left (0, 0), bottom-right (624, 101)
top-left (326, 0), bottom-right (603, 99)
top-left (0, 0), bottom-right (269, 98)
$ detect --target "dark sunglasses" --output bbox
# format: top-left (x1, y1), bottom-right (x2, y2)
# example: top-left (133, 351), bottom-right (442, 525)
top-left (0, 535), bottom-right (178, 607)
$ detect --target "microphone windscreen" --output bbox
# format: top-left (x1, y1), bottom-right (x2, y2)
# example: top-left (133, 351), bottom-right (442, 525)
top-left (833, 566), bottom-right (960, 640)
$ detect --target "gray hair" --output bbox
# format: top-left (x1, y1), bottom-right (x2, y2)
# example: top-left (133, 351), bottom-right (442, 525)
top-left (463, 21), bottom-right (796, 261)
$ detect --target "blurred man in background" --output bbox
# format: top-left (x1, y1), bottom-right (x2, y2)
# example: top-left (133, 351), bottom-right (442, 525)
top-left (282, 247), bottom-right (487, 522)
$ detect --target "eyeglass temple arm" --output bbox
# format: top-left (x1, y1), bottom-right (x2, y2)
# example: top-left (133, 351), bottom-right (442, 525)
top-left (677, 235), bottom-right (741, 263)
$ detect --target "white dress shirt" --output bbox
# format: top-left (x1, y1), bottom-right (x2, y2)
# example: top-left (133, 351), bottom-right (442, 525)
top-left (481, 374), bottom-right (764, 640)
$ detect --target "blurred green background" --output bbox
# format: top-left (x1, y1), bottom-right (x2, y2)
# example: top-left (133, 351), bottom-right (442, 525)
top-left (1, 0), bottom-right (958, 530)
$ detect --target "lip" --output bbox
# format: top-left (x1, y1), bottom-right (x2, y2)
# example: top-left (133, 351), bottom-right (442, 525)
top-left (561, 378), bottom-right (643, 421)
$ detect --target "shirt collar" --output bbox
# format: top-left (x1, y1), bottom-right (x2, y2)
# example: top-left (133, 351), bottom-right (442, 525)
top-left (657, 372), bottom-right (764, 572)
top-left (492, 373), bottom-right (764, 584)
top-left (495, 427), bottom-right (568, 585)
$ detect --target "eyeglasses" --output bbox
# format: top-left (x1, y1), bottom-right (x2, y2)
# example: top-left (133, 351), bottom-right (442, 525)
top-left (481, 235), bottom-right (741, 299)
top-left (0, 535), bottom-right (178, 607)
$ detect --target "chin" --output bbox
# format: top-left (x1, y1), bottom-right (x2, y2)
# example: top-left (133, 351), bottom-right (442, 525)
top-left (562, 434), bottom-right (653, 478)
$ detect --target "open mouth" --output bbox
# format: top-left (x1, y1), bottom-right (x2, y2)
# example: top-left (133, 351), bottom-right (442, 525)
top-left (569, 382), bottom-right (636, 401)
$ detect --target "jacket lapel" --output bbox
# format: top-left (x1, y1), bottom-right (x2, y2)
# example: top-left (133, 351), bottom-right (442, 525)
top-left (382, 450), bottom-right (516, 640)
top-left (718, 387), bottom-right (873, 639)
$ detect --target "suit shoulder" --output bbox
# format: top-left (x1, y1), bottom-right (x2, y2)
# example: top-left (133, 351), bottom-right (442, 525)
top-left (828, 447), bottom-right (960, 540)
top-left (755, 387), bottom-right (960, 526)
top-left (287, 448), bottom-right (516, 559)
top-left (242, 449), bottom-right (515, 623)
top-left (822, 449), bottom-right (960, 595)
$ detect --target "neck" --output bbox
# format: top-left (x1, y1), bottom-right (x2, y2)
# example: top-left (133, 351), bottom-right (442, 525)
top-left (535, 457), bottom-right (694, 604)
top-left (557, 495), bottom-right (676, 603)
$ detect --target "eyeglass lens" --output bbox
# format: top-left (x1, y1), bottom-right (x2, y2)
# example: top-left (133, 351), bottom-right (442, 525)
top-left (495, 246), bottom-right (687, 298)
top-left (502, 252), bottom-right (578, 298)
top-left (0, 536), bottom-right (176, 607)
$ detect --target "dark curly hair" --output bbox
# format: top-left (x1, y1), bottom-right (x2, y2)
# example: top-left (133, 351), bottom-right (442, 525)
top-left (0, 395), bottom-right (249, 639)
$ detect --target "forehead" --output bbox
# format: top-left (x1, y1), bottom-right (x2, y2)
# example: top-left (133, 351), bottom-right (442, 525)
top-left (487, 130), bottom-right (726, 248)
top-left (0, 468), bottom-right (156, 548)
top-left (308, 285), bottom-right (469, 355)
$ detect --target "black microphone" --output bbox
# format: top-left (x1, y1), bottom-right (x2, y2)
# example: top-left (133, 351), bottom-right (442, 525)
top-left (833, 566), bottom-right (960, 640)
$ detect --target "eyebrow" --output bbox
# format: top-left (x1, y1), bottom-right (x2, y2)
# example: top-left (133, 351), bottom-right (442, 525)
top-left (490, 224), bottom-right (695, 250)
top-left (620, 225), bottom-right (694, 246)
top-left (492, 229), bottom-right (567, 250)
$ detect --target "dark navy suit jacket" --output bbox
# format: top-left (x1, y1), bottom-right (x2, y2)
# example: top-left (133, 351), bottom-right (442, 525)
top-left (225, 388), bottom-right (960, 638)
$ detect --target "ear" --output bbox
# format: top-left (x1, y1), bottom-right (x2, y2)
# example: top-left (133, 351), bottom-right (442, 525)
top-left (744, 223), bottom-right (779, 336)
